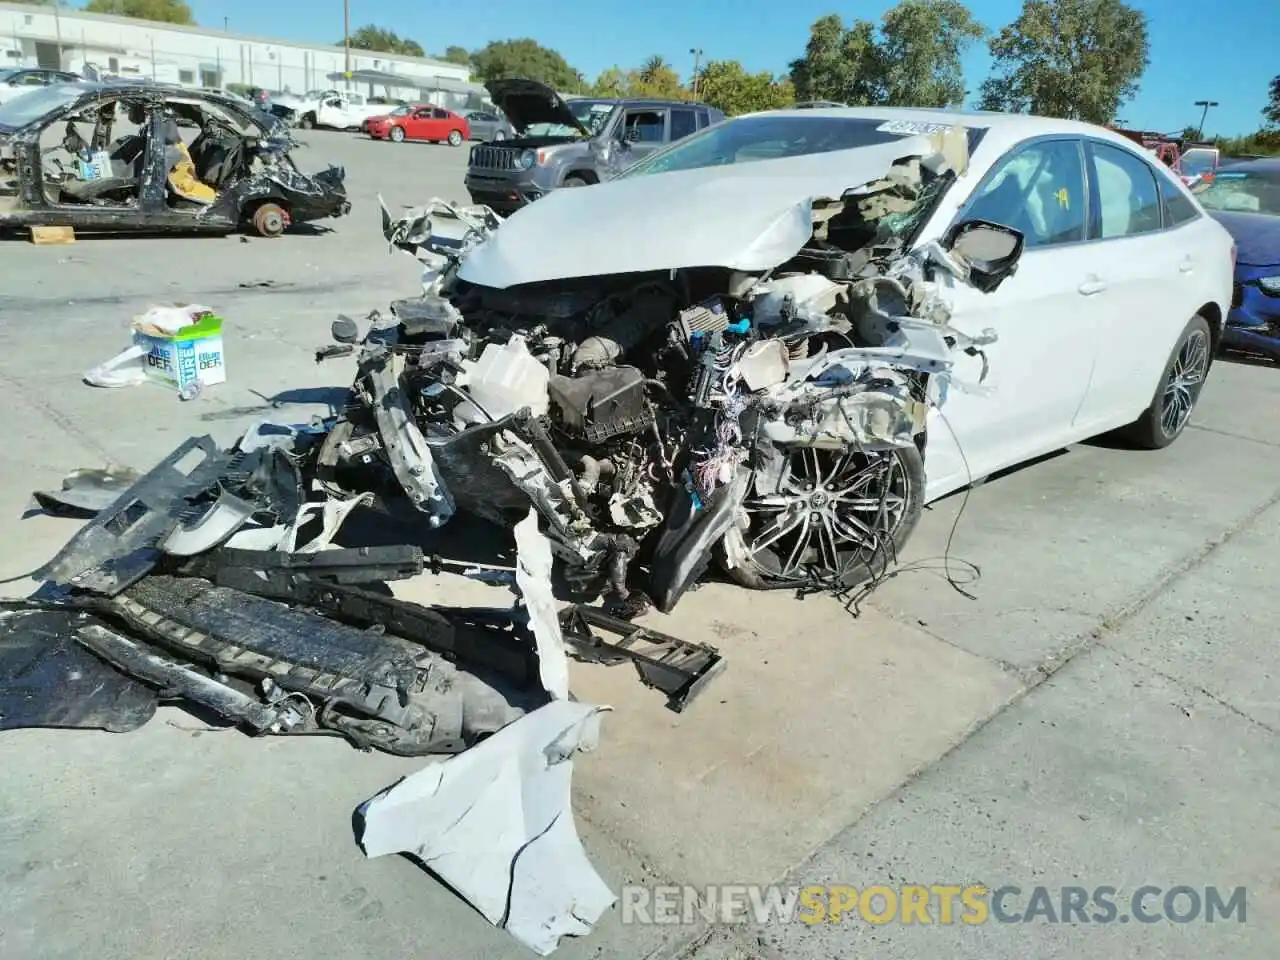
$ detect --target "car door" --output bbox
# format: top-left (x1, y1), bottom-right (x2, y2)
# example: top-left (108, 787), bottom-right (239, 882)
top-left (403, 108), bottom-right (432, 139)
top-left (317, 96), bottom-right (343, 127)
top-left (429, 108), bottom-right (453, 139)
top-left (918, 136), bottom-right (1107, 498)
top-left (1069, 138), bottom-right (1199, 430)
top-left (620, 108), bottom-right (668, 163)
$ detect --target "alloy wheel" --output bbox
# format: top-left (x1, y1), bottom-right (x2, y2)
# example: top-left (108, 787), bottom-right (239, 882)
top-left (736, 447), bottom-right (912, 583)
top-left (1160, 329), bottom-right (1208, 437)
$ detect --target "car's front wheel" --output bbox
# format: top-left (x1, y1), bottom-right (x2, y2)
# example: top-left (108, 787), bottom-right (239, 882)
top-left (717, 444), bottom-right (925, 591)
top-left (1122, 314), bottom-right (1212, 449)
top-left (447, 129), bottom-right (464, 146)
top-left (390, 125), bottom-right (406, 142)
top-left (299, 113), bottom-right (315, 129)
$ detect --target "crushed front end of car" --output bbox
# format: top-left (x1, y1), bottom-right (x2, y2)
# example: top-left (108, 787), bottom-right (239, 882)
top-left (315, 127), bottom-right (1019, 616)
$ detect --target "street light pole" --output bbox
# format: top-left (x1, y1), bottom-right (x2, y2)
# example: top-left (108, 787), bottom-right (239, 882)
top-left (343, 0), bottom-right (351, 90)
top-left (1193, 100), bottom-right (1219, 140)
top-left (689, 47), bottom-right (703, 99)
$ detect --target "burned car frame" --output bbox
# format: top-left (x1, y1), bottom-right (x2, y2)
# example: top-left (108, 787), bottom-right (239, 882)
top-left (0, 82), bottom-right (349, 237)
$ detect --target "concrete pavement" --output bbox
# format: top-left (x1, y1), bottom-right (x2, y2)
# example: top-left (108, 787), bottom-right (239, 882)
top-left (0, 130), bottom-right (1276, 959)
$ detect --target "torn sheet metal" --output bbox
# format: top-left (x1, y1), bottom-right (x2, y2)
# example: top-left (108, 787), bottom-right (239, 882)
top-left (456, 135), bottom-right (941, 289)
top-left (358, 699), bottom-right (615, 956)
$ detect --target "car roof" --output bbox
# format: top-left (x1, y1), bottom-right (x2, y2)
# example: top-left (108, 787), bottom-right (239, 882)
top-left (735, 105), bottom-right (1151, 157)
top-left (569, 96), bottom-right (720, 111)
top-left (1222, 157), bottom-right (1280, 173)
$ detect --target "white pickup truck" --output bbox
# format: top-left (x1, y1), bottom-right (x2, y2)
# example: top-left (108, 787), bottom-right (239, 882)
top-left (274, 91), bottom-right (398, 131)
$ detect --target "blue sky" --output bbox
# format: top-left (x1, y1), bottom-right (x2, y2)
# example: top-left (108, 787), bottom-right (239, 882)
top-left (188, 0), bottom-right (1274, 135)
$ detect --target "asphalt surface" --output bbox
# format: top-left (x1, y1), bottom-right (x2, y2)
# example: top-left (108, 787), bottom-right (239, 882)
top-left (0, 130), bottom-right (1277, 960)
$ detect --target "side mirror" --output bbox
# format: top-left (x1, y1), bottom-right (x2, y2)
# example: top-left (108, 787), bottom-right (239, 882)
top-left (940, 219), bottom-right (1024, 294)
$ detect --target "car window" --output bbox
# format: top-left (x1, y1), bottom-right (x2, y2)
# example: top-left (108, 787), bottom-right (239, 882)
top-left (963, 139), bottom-right (1087, 248)
top-left (670, 108), bottom-right (697, 141)
top-left (322, 97), bottom-right (340, 108)
top-left (413, 108), bottom-right (431, 118)
top-left (23, 72), bottom-right (46, 86)
top-left (1088, 141), bottom-right (1162, 239)
top-left (347, 94), bottom-right (364, 105)
top-left (431, 108), bottom-right (448, 119)
top-left (1196, 170), bottom-right (1280, 216)
top-left (624, 109), bottom-right (666, 143)
top-left (1159, 182), bottom-right (1200, 226)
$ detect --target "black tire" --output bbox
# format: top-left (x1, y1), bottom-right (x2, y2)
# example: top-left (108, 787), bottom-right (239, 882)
top-left (717, 444), bottom-right (925, 591)
top-left (299, 113), bottom-right (315, 130)
top-left (563, 174), bottom-right (593, 187)
top-left (494, 130), bottom-right (506, 141)
top-left (447, 129), bottom-right (464, 146)
top-left (390, 125), bottom-right (406, 143)
top-left (1121, 314), bottom-right (1213, 449)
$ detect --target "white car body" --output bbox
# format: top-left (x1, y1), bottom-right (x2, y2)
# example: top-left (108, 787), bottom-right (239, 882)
top-left (458, 106), bottom-right (1235, 505)
top-left (285, 92), bottom-right (393, 130)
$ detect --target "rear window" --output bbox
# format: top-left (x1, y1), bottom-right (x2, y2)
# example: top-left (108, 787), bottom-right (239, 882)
top-left (1196, 170), bottom-right (1280, 217)
top-left (618, 114), bottom-right (986, 178)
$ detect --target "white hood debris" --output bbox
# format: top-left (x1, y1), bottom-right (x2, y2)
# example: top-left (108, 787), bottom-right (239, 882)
top-left (357, 699), bottom-right (615, 956)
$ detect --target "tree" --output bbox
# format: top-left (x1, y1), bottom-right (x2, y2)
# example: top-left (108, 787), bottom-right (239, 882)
top-left (977, 0), bottom-right (1150, 124)
top-left (83, 0), bottom-right (194, 24)
top-left (590, 67), bottom-right (629, 98)
top-left (789, 14), bottom-right (879, 104)
top-left (438, 46), bottom-right (471, 67)
top-left (789, 2), bottom-right (983, 108)
top-left (696, 60), bottom-right (795, 115)
top-left (626, 55), bottom-right (687, 100)
top-left (340, 26), bottom-right (424, 58)
top-left (1265, 75), bottom-right (1280, 128)
top-left (469, 39), bottom-right (584, 91)
top-left (879, 0), bottom-right (985, 107)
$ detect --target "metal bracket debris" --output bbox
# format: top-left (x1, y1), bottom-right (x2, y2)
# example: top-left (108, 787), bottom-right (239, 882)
top-left (557, 604), bottom-right (725, 712)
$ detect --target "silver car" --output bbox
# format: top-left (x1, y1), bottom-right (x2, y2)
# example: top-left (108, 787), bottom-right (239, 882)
top-left (464, 109), bottom-right (513, 142)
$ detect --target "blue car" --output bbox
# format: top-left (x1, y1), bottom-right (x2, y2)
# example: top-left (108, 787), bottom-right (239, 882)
top-left (1198, 158), bottom-right (1280, 360)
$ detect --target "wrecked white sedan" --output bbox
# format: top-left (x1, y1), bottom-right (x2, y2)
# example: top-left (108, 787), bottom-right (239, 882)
top-left (346, 107), bottom-right (1233, 614)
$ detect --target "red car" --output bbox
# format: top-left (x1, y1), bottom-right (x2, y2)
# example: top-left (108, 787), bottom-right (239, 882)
top-left (366, 104), bottom-right (471, 146)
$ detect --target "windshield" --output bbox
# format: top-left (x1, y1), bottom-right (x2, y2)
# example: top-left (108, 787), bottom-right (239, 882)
top-left (389, 105), bottom-right (412, 116)
top-left (1181, 148), bottom-right (1219, 177)
top-left (524, 99), bottom-right (614, 137)
top-left (1197, 170), bottom-right (1280, 216)
top-left (618, 114), bottom-right (979, 178)
top-left (0, 83), bottom-right (85, 130)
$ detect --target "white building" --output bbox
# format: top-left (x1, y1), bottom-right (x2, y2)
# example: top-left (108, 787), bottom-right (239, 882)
top-left (0, 2), bottom-right (489, 109)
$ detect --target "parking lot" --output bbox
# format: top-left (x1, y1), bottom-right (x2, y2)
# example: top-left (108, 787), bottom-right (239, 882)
top-left (1, 128), bottom-right (1277, 959)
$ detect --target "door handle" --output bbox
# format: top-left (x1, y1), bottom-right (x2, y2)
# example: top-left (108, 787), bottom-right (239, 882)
top-left (1179, 257), bottom-right (1196, 273)
top-left (1078, 277), bottom-right (1108, 296)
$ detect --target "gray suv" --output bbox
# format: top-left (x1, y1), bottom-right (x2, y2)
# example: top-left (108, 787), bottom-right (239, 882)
top-left (465, 78), bottom-right (725, 214)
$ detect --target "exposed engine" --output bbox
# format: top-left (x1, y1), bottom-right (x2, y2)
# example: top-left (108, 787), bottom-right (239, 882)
top-left (317, 145), bottom-right (1016, 617)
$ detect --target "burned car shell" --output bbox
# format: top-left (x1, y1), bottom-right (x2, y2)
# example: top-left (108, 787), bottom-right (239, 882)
top-left (0, 82), bottom-right (350, 235)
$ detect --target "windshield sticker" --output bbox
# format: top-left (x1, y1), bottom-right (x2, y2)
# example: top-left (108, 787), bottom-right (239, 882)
top-left (876, 119), bottom-right (953, 136)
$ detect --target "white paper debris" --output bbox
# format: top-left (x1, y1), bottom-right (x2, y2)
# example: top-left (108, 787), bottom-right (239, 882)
top-left (83, 343), bottom-right (148, 388)
top-left (358, 700), bottom-right (616, 956)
